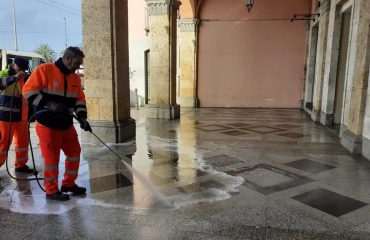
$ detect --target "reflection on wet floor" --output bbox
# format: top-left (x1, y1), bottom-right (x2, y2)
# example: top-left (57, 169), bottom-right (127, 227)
top-left (83, 173), bottom-right (133, 194)
top-left (1, 108), bottom-right (370, 239)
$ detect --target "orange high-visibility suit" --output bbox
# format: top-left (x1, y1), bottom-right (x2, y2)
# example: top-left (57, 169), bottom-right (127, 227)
top-left (22, 59), bottom-right (87, 195)
top-left (0, 68), bottom-right (29, 169)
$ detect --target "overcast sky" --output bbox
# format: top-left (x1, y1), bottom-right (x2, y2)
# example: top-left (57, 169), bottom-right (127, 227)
top-left (0, 0), bottom-right (82, 55)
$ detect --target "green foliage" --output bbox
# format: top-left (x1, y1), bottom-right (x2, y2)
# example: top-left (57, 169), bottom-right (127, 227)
top-left (34, 44), bottom-right (57, 63)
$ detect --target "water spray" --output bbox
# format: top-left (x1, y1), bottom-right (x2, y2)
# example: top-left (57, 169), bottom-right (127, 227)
top-left (72, 114), bottom-right (174, 207)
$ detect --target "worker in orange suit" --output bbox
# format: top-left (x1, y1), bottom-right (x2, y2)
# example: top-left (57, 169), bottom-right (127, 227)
top-left (23, 47), bottom-right (91, 201)
top-left (0, 57), bottom-right (34, 174)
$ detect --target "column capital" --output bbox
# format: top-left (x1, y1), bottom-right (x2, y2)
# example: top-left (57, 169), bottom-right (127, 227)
top-left (145, 0), bottom-right (171, 2)
top-left (320, 0), bottom-right (331, 12)
top-left (146, 0), bottom-right (176, 15)
top-left (178, 19), bottom-right (198, 32)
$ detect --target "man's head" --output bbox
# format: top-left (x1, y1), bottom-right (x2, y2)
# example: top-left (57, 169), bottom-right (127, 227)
top-left (62, 47), bottom-right (85, 73)
top-left (13, 57), bottom-right (29, 73)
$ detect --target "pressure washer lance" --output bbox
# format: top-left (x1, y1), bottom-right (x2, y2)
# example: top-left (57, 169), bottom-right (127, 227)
top-left (71, 113), bottom-right (133, 185)
top-left (4, 77), bottom-right (45, 192)
top-left (74, 117), bottom-right (122, 162)
top-left (72, 114), bottom-right (174, 207)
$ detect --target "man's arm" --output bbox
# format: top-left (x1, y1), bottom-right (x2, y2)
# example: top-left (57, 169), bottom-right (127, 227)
top-left (0, 70), bottom-right (24, 90)
top-left (22, 66), bottom-right (46, 110)
top-left (74, 76), bottom-right (90, 131)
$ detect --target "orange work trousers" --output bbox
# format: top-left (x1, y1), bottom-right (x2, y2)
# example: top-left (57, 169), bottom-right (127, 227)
top-left (0, 121), bottom-right (29, 168)
top-left (36, 123), bottom-right (81, 195)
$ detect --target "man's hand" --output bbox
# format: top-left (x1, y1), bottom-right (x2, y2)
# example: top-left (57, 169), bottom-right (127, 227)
top-left (78, 118), bottom-right (92, 132)
top-left (15, 71), bottom-right (26, 80)
top-left (46, 102), bottom-right (70, 114)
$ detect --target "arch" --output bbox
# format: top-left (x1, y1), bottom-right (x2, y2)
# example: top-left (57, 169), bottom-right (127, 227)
top-left (179, 0), bottom-right (196, 19)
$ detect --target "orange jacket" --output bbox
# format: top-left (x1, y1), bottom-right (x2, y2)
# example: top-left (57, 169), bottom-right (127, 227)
top-left (22, 60), bottom-right (87, 130)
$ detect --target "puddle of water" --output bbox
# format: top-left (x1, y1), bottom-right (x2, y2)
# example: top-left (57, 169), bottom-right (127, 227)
top-left (0, 119), bottom-right (245, 214)
top-left (0, 190), bottom-right (76, 215)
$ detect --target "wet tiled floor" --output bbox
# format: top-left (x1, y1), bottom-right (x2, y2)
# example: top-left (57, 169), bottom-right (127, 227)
top-left (1, 108), bottom-right (370, 239)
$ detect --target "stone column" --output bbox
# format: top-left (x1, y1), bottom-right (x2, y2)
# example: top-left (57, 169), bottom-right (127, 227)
top-left (341, 0), bottom-right (370, 153)
top-left (145, 0), bottom-right (180, 119)
top-left (311, 0), bottom-right (331, 122)
top-left (362, 68), bottom-right (370, 159)
top-left (82, 0), bottom-right (135, 143)
top-left (304, 23), bottom-right (319, 112)
top-left (177, 19), bottom-right (199, 108)
top-left (319, 2), bottom-right (343, 126)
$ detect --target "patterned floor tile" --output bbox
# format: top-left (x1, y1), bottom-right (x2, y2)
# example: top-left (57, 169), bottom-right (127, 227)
top-left (240, 164), bottom-right (313, 195)
top-left (278, 132), bottom-right (305, 139)
top-left (285, 159), bottom-right (336, 174)
top-left (204, 154), bottom-right (245, 167)
top-left (219, 130), bottom-right (250, 136)
top-left (292, 188), bottom-right (368, 217)
top-left (242, 126), bottom-right (284, 134)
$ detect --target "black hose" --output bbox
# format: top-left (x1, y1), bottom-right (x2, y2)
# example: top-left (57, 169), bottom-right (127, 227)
top-left (27, 112), bottom-right (45, 191)
top-left (4, 78), bottom-right (45, 192)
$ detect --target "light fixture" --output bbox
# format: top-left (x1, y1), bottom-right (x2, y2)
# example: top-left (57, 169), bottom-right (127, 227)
top-left (245, 0), bottom-right (254, 12)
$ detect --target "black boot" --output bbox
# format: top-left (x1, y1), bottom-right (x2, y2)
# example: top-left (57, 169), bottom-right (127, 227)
top-left (46, 191), bottom-right (70, 201)
top-left (61, 184), bottom-right (86, 195)
top-left (15, 165), bottom-right (34, 174)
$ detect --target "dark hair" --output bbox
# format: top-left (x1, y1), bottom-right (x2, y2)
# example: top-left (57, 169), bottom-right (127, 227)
top-left (63, 46), bottom-right (85, 59)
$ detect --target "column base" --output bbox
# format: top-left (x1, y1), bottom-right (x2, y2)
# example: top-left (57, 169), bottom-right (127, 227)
top-left (177, 96), bottom-right (199, 108)
top-left (298, 99), bottom-right (304, 109)
top-left (362, 137), bottom-right (370, 161)
top-left (81, 118), bottom-right (136, 144)
top-left (320, 111), bottom-right (333, 126)
top-left (145, 104), bottom-right (180, 119)
top-left (340, 127), bottom-right (362, 154)
top-left (304, 101), bottom-right (313, 110)
top-left (311, 108), bottom-right (321, 122)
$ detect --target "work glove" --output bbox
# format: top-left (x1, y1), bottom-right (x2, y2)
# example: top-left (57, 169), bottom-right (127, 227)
top-left (78, 118), bottom-right (92, 132)
top-left (46, 102), bottom-right (70, 114)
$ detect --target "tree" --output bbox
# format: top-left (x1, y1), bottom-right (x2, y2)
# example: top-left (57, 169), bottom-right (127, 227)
top-left (34, 44), bottom-right (57, 63)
